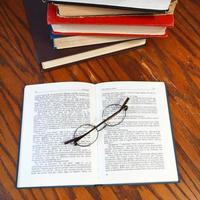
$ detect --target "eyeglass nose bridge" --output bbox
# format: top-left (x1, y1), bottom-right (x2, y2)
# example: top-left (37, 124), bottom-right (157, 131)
top-left (96, 123), bottom-right (107, 132)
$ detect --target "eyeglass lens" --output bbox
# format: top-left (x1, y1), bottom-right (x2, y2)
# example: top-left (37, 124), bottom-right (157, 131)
top-left (102, 104), bottom-right (126, 126)
top-left (74, 124), bottom-right (98, 147)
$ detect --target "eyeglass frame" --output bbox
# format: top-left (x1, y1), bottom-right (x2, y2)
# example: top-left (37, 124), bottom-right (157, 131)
top-left (64, 97), bottom-right (129, 146)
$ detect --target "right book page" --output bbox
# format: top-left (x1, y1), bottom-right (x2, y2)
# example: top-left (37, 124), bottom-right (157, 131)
top-left (95, 81), bottom-right (179, 185)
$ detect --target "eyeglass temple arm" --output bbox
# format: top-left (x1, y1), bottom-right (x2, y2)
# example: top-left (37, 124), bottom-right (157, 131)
top-left (64, 97), bottom-right (129, 145)
top-left (64, 136), bottom-right (82, 145)
top-left (120, 97), bottom-right (129, 110)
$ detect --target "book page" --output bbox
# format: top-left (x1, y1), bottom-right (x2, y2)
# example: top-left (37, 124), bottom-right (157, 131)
top-left (96, 82), bottom-right (178, 184)
top-left (17, 82), bottom-right (98, 188)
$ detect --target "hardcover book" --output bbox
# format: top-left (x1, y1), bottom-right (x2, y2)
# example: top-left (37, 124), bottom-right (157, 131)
top-left (51, 24), bottom-right (167, 37)
top-left (48, 3), bottom-right (174, 26)
top-left (52, 35), bottom-right (137, 49)
top-left (55, 0), bottom-right (177, 17)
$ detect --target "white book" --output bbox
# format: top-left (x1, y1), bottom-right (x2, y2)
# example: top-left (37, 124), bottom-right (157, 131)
top-left (17, 81), bottom-right (179, 188)
top-left (49, 0), bottom-right (171, 11)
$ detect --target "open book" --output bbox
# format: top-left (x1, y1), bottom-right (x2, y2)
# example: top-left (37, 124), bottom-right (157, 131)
top-left (17, 81), bottom-right (179, 188)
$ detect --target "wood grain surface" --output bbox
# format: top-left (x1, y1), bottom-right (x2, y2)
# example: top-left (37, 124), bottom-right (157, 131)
top-left (0, 0), bottom-right (200, 199)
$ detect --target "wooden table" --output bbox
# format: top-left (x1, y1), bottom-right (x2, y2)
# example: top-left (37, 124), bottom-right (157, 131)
top-left (0, 0), bottom-right (199, 199)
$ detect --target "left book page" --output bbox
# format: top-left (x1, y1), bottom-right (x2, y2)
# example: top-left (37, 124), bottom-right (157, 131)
top-left (17, 82), bottom-right (98, 188)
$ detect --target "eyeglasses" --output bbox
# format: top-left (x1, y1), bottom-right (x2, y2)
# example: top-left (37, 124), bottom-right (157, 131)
top-left (64, 97), bottom-right (129, 147)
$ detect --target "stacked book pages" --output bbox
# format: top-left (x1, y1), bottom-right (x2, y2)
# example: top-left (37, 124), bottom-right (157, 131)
top-left (23, 0), bottom-right (177, 69)
top-left (48, 0), bottom-right (177, 50)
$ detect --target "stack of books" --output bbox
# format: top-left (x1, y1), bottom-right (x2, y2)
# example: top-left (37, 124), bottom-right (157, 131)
top-left (23, 0), bottom-right (177, 69)
top-left (47, 0), bottom-right (177, 49)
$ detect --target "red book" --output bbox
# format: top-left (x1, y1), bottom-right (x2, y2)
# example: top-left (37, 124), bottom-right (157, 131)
top-left (47, 4), bottom-right (174, 27)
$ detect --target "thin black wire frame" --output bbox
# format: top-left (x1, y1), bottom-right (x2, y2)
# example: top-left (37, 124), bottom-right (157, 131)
top-left (64, 97), bottom-right (129, 147)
